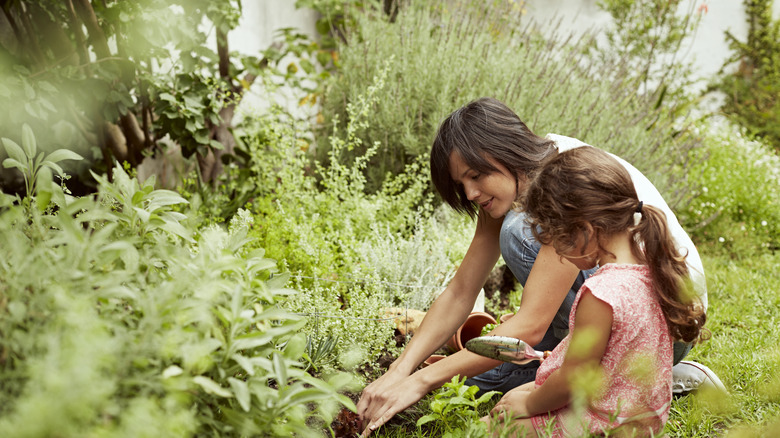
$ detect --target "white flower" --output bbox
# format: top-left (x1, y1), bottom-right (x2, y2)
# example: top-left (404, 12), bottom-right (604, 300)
top-left (762, 220), bottom-right (768, 226)
top-left (718, 237), bottom-right (725, 243)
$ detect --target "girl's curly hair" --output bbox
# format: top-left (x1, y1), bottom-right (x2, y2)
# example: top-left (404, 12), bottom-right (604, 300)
top-left (520, 147), bottom-right (707, 343)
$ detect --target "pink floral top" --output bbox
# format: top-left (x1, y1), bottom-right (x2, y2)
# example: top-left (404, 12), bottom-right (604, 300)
top-left (531, 264), bottom-right (673, 437)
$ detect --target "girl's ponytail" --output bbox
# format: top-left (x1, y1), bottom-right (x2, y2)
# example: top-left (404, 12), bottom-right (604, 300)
top-left (632, 204), bottom-right (707, 343)
top-left (521, 147), bottom-right (708, 344)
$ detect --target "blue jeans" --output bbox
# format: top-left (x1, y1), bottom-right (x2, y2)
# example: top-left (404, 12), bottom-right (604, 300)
top-left (465, 210), bottom-right (690, 395)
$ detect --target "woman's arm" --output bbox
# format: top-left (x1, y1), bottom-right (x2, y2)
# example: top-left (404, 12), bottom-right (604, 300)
top-left (358, 213), bottom-right (504, 434)
top-left (359, 215), bottom-right (586, 434)
top-left (525, 291), bottom-right (612, 414)
top-left (499, 244), bottom-right (581, 346)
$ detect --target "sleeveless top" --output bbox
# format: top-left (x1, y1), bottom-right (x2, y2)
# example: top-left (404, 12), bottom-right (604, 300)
top-left (531, 264), bottom-right (673, 436)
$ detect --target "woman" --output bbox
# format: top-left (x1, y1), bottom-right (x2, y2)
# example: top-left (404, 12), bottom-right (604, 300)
top-left (357, 97), bottom-right (713, 436)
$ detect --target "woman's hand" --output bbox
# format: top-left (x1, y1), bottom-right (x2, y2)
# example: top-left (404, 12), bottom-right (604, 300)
top-left (357, 371), bottom-right (429, 437)
top-left (491, 382), bottom-right (535, 421)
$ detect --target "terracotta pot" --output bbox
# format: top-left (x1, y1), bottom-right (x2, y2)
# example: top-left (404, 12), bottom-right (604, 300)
top-left (447, 312), bottom-right (497, 351)
top-left (422, 354), bottom-right (446, 368)
top-left (500, 313), bottom-right (515, 324)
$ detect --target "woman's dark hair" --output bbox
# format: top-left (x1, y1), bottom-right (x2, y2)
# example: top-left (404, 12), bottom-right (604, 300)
top-left (430, 97), bottom-right (556, 218)
top-left (521, 147), bottom-right (707, 343)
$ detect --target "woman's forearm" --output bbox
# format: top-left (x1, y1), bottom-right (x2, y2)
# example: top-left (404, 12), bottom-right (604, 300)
top-left (392, 214), bottom-right (504, 376)
top-left (389, 289), bottom-right (476, 375)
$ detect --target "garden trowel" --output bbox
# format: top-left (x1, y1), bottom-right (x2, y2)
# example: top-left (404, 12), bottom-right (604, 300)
top-left (465, 335), bottom-right (550, 365)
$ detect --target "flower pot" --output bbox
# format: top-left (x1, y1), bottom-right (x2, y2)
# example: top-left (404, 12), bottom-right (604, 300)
top-left (422, 354), bottom-right (446, 368)
top-left (447, 312), bottom-right (497, 352)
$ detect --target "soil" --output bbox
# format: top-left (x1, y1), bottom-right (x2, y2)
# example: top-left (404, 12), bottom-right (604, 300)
top-left (482, 263), bottom-right (518, 314)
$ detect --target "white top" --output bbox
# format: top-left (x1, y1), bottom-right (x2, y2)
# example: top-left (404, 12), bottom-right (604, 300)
top-left (547, 134), bottom-right (708, 309)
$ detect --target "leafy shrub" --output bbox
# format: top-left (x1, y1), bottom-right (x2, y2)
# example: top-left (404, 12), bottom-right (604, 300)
top-left (0, 128), bottom-right (354, 436)
top-left (718, 0), bottom-right (780, 152)
top-left (416, 376), bottom-right (501, 438)
top-left (319, 0), bottom-right (701, 206)
top-left (0, 0), bottom-right (266, 187)
top-left (678, 119), bottom-right (780, 256)
top-left (213, 61), bottom-right (491, 374)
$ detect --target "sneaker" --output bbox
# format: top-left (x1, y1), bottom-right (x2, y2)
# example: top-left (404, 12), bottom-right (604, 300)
top-left (672, 360), bottom-right (727, 395)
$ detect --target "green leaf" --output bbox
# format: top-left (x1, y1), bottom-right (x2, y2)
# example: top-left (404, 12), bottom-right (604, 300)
top-left (41, 161), bottom-right (64, 178)
top-left (35, 166), bottom-right (53, 211)
top-left (2, 158), bottom-right (27, 172)
top-left (162, 365), bottom-right (184, 379)
top-left (192, 376), bottom-right (232, 397)
top-left (475, 391), bottom-right (501, 406)
top-left (228, 377), bottom-right (251, 412)
top-left (146, 190), bottom-right (188, 209)
top-left (21, 124), bottom-right (37, 158)
top-left (272, 352), bottom-right (288, 388)
top-left (45, 149), bottom-right (83, 164)
top-left (315, 18), bottom-right (331, 36)
top-left (2, 137), bottom-right (27, 163)
top-left (133, 207), bottom-right (151, 223)
top-left (300, 59), bottom-right (315, 74)
top-left (231, 354), bottom-right (256, 376)
top-left (158, 220), bottom-right (194, 241)
top-left (416, 414), bottom-right (437, 427)
top-left (283, 333), bottom-right (306, 359)
top-left (159, 92), bottom-right (177, 102)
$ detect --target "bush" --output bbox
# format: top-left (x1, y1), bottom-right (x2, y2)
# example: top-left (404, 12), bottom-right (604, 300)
top-left (211, 66), bottom-right (462, 373)
top-left (678, 118), bottom-right (780, 256)
top-left (717, 0), bottom-right (780, 152)
top-left (319, 0), bottom-right (701, 206)
top-left (0, 127), bottom-right (353, 436)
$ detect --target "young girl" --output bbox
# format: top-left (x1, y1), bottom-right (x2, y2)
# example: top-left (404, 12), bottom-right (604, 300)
top-left (358, 97), bottom-right (711, 436)
top-left (486, 146), bottom-right (708, 436)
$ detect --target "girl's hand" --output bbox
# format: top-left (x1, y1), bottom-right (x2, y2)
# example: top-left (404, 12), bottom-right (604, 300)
top-left (491, 382), bottom-right (535, 421)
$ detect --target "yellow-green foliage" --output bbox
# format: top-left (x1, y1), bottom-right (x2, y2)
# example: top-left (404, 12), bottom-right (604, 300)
top-left (0, 128), bottom-right (353, 436)
top-left (320, 0), bottom-right (701, 205)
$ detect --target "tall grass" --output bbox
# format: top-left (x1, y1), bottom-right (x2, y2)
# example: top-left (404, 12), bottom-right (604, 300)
top-left (320, 0), bottom-right (700, 207)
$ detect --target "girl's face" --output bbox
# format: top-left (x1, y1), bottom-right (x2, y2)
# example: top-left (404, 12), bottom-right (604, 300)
top-left (448, 151), bottom-right (519, 219)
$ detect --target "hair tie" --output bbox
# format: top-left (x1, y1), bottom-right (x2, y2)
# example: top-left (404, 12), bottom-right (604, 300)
top-left (633, 201), bottom-right (643, 226)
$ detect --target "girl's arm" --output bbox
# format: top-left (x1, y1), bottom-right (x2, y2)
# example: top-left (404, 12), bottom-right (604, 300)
top-left (525, 290), bottom-right (613, 415)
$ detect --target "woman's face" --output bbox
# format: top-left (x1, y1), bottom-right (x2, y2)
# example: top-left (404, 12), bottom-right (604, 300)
top-left (448, 151), bottom-right (519, 218)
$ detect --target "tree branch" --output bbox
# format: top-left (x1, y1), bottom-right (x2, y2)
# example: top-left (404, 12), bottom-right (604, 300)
top-left (65, 0), bottom-right (90, 65)
top-left (73, 0), bottom-right (111, 59)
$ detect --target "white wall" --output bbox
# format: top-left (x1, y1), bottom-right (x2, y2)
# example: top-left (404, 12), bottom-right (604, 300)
top-left (229, 1), bottom-right (779, 112)
top-left (523, 0), bottom-right (779, 93)
top-left (231, 0), bottom-right (318, 56)
top-left (231, 1), bottom-right (320, 120)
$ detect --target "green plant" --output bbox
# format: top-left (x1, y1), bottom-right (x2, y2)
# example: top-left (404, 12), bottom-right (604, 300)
top-left (319, 0), bottom-right (701, 207)
top-left (594, 0), bottom-right (704, 96)
top-left (678, 119), bottom-right (780, 256)
top-left (664, 251), bottom-right (780, 436)
top-left (0, 128), bottom-right (355, 436)
top-left (0, 0), bottom-right (266, 187)
top-left (717, 0), bottom-right (780, 151)
top-left (196, 64), bottom-right (438, 374)
top-left (1, 123), bottom-right (82, 204)
top-left (416, 376), bottom-right (499, 437)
